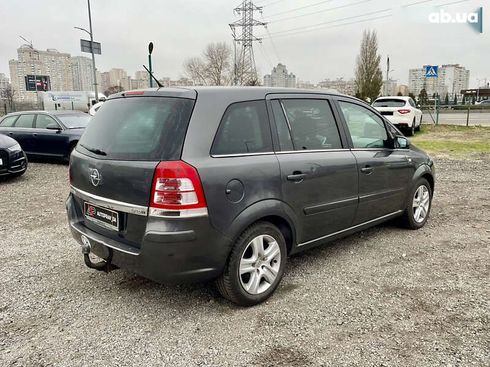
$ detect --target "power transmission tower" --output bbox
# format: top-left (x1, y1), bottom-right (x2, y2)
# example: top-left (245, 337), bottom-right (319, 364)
top-left (229, 1), bottom-right (267, 86)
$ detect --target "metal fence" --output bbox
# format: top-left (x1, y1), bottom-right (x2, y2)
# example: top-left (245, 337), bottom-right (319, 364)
top-left (421, 104), bottom-right (490, 127)
top-left (1, 100), bottom-right (44, 117)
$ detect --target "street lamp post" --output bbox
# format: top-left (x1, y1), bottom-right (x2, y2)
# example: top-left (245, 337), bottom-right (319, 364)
top-left (75, 0), bottom-right (98, 103)
top-left (148, 42), bottom-right (154, 88)
top-left (476, 78), bottom-right (481, 101)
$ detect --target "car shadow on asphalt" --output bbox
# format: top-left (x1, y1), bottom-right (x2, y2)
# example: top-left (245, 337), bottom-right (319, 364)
top-left (0, 173), bottom-right (28, 184)
top-left (0, 157), bottom-right (66, 183)
top-left (85, 220), bottom-right (404, 311)
top-left (27, 156), bottom-right (68, 165)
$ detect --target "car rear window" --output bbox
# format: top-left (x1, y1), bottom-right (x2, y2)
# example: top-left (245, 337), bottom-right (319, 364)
top-left (57, 114), bottom-right (90, 128)
top-left (372, 99), bottom-right (406, 108)
top-left (78, 97), bottom-right (194, 161)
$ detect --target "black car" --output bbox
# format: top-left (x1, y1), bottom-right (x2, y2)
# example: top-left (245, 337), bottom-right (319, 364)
top-left (0, 111), bottom-right (90, 161)
top-left (66, 87), bottom-right (435, 306)
top-left (0, 134), bottom-right (27, 178)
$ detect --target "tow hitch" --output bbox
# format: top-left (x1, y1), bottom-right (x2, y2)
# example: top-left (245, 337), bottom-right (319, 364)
top-left (80, 235), bottom-right (117, 272)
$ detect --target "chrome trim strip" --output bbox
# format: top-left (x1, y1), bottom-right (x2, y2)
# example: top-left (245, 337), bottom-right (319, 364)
top-left (276, 148), bottom-right (351, 154)
top-left (70, 186), bottom-right (148, 216)
top-left (70, 222), bottom-right (140, 256)
top-left (350, 148), bottom-right (394, 152)
top-left (211, 152), bottom-right (275, 158)
top-left (149, 207), bottom-right (208, 219)
top-left (298, 210), bottom-right (403, 247)
top-left (212, 149), bottom-right (353, 157)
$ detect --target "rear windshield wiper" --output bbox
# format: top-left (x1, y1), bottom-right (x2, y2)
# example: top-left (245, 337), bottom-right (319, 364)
top-left (80, 144), bottom-right (107, 156)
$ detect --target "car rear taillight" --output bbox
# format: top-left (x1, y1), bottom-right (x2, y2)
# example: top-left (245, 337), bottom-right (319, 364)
top-left (149, 161), bottom-right (207, 218)
top-left (397, 109), bottom-right (411, 114)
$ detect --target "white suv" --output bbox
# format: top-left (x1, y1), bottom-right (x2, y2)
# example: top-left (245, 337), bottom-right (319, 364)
top-left (373, 96), bottom-right (422, 136)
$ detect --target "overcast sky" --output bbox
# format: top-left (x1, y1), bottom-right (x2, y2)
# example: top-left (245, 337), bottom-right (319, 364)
top-left (0, 0), bottom-right (488, 86)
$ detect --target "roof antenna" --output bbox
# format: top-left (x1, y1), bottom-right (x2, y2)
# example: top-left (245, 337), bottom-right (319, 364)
top-left (143, 64), bottom-right (164, 88)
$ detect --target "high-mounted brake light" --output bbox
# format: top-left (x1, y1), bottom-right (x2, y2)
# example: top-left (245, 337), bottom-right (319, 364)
top-left (397, 109), bottom-right (411, 114)
top-left (125, 90), bottom-right (145, 96)
top-left (149, 161), bottom-right (208, 218)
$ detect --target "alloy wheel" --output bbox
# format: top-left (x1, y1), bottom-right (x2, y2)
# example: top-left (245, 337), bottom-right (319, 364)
top-left (413, 185), bottom-right (430, 223)
top-left (239, 234), bottom-right (281, 295)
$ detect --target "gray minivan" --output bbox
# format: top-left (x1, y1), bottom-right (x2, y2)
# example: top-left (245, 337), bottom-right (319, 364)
top-left (66, 87), bottom-right (435, 306)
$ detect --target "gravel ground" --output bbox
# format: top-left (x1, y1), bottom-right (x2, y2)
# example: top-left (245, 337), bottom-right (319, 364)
top-left (0, 158), bottom-right (489, 367)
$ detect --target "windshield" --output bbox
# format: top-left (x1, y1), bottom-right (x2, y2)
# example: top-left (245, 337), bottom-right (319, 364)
top-left (57, 114), bottom-right (91, 128)
top-left (373, 99), bottom-right (407, 108)
top-left (78, 97), bottom-right (195, 161)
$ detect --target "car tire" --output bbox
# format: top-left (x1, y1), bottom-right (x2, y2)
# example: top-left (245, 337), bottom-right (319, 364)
top-left (216, 221), bottom-right (287, 306)
top-left (13, 170), bottom-right (26, 178)
top-left (65, 142), bottom-right (77, 163)
top-left (399, 178), bottom-right (432, 230)
top-left (406, 119), bottom-right (415, 136)
top-left (415, 116), bottom-right (422, 131)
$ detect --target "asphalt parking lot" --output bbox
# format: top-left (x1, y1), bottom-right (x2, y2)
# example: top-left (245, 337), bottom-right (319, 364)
top-left (1, 159), bottom-right (489, 367)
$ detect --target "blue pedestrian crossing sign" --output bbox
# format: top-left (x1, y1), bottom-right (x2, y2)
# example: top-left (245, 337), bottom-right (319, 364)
top-left (425, 65), bottom-right (438, 78)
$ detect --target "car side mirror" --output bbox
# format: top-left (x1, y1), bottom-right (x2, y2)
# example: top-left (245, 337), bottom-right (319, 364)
top-left (46, 123), bottom-right (61, 131)
top-left (416, 103), bottom-right (421, 108)
top-left (396, 136), bottom-right (409, 149)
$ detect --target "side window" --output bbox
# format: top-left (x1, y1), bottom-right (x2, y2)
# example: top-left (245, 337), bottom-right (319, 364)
top-left (211, 101), bottom-right (273, 155)
top-left (0, 115), bottom-right (18, 127)
top-left (408, 98), bottom-right (415, 108)
top-left (36, 114), bottom-right (59, 129)
top-left (271, 100), bottom-right (294, 151)
top-left (338, 101), bottom-right (388, 149)
top-left (281, 99), bottom-right (342, 150)
top-left (14, 114), bottom-right (35, 128)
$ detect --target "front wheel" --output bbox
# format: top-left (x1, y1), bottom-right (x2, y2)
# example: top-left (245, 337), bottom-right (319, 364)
top-left (399, 178), bottom-right (432, 229)
top-left (216, 222), bottom-right (287, 306)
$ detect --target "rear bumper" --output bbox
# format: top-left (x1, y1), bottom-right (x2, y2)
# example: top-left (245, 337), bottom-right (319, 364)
top-left (385, 115), bottom-right (415, 127)
top-left (66, 193), bottom-right (232, 283)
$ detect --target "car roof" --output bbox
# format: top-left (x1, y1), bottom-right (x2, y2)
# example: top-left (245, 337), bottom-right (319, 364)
top-left (2, 110), bottom-right (87, 117)
top-left (375, 96), bottom-right (410, 100)
top-left (108, 86), bottom-right (351, 101)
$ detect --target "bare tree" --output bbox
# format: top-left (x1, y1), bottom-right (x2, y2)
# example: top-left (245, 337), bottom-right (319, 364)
top-left (184, 57), bottom-right (208, 86)
top-left (354, 30), bottom-right (383, 102)
top-left (184, 42), bottom-right (232, 86)
top-left (0, 85), bottom-right (16, 111)
top-left (244, 76), bottom-right (261, 86)
top-left (104, 85), bottom-right (124, 97)
top-left (204, 43), bottom-right (232, 86)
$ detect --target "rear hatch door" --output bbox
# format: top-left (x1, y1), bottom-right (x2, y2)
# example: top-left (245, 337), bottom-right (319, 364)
top-left (69, 92), bottom-right (196, 247)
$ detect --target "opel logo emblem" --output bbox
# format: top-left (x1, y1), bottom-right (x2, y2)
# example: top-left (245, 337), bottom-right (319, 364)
top-left (89, 168), bottom-right (101, 187)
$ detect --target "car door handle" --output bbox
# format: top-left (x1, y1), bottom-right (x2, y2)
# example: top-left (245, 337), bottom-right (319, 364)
top-left (360, 166), bottom-right (373, 174)
top-left (32, 133), bottom-right (38, 137)
top-left (7, 132), bottom-right (14, 135)
top-left (287, 172), bottom-right (307, 182)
